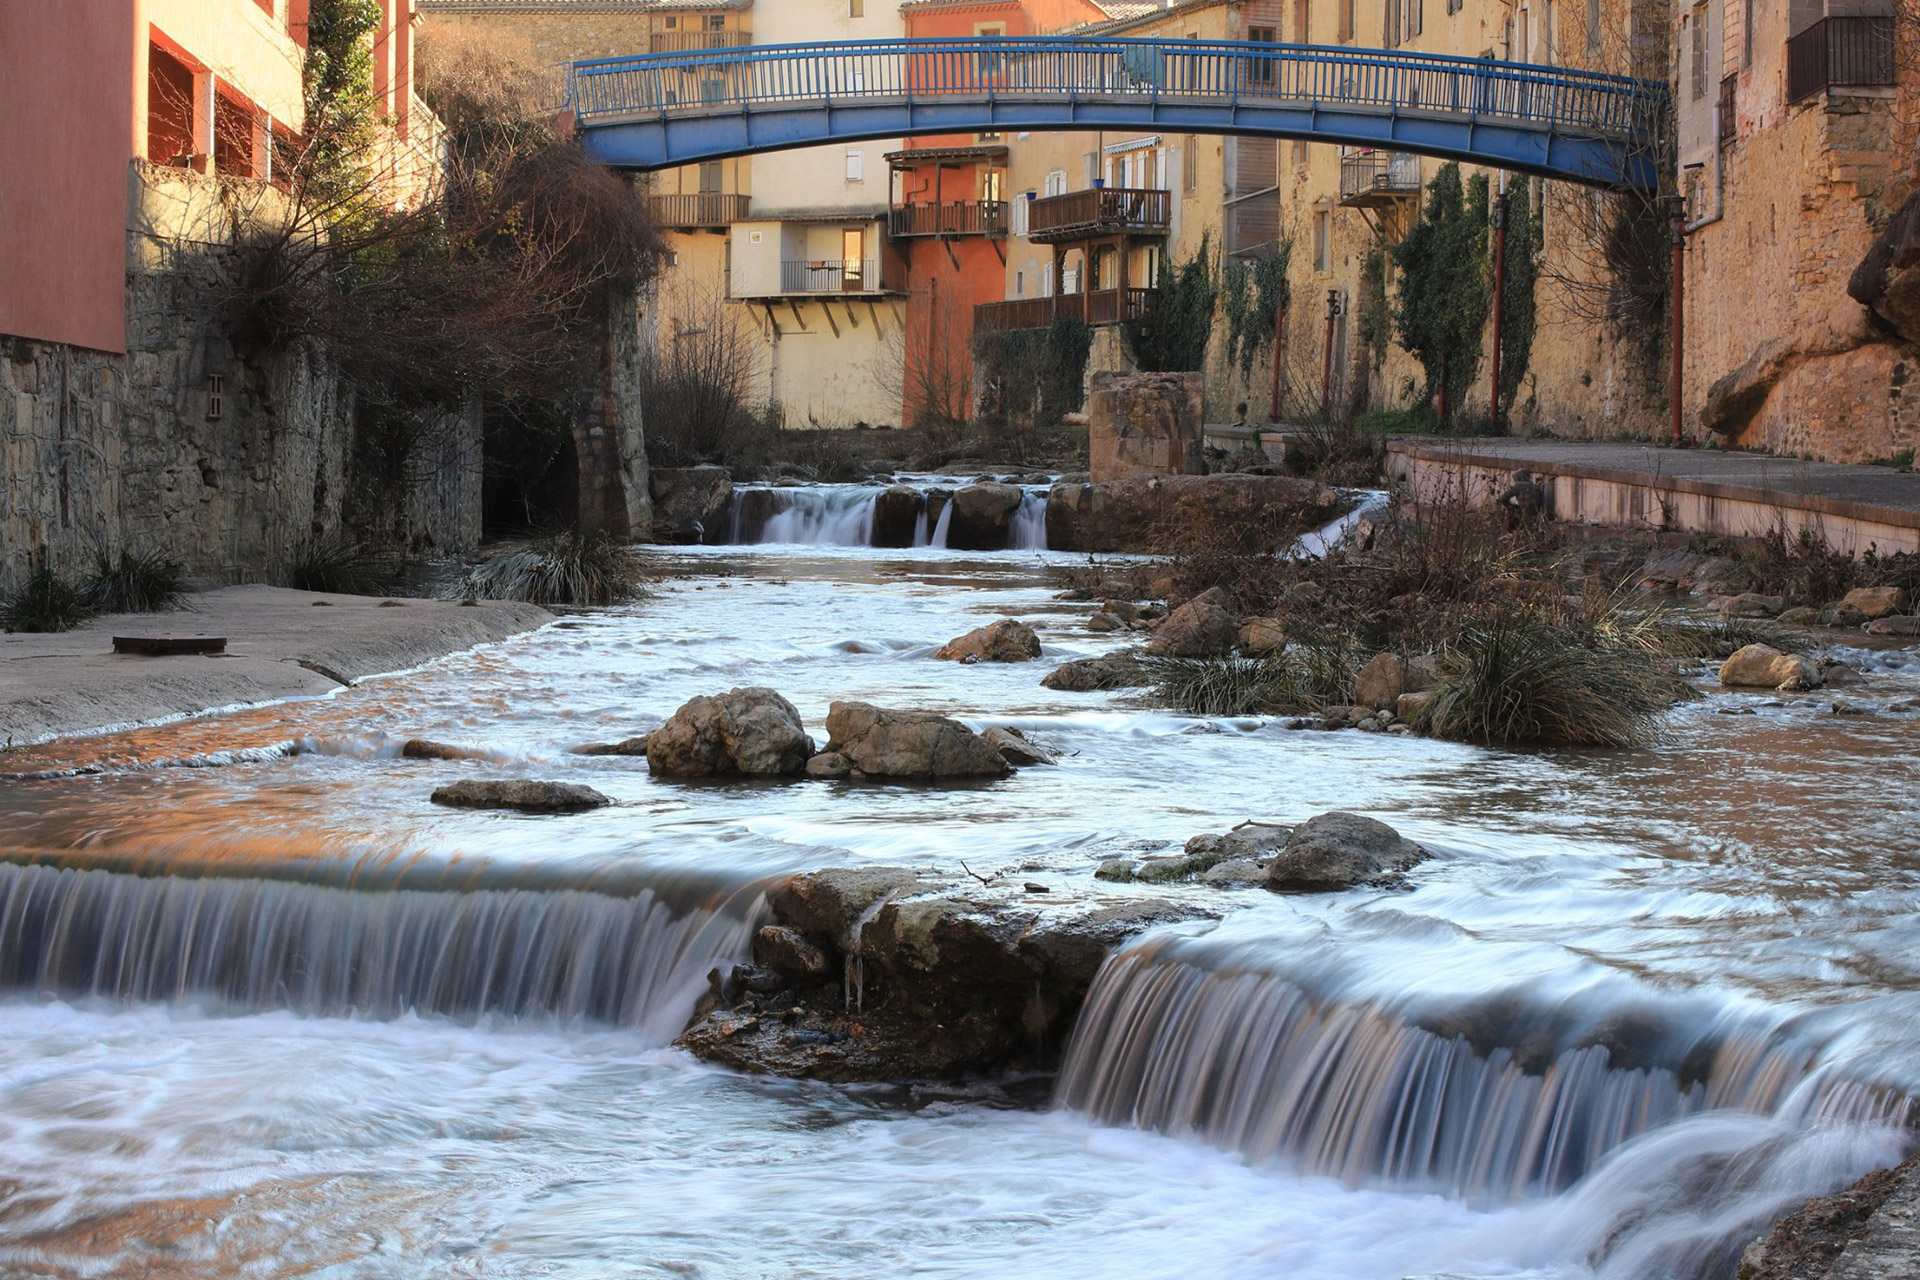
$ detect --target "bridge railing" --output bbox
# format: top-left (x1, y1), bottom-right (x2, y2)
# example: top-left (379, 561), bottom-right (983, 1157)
top-left (568, 37), bottom-right (1665, 146)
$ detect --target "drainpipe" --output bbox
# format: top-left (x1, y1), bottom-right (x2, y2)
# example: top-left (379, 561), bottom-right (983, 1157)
top-left (1490, 181), bottom-right (1507, 431)
top-left (1670, 194), bottom-right (1686, 448)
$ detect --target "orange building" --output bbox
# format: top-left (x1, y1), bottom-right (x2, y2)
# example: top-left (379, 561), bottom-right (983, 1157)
top-left (0, 0), bottom-right (423, 355)
top-left (890, 0), bottom-right (1110, 429)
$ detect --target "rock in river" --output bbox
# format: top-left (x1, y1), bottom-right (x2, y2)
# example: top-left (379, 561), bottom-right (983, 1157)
top-left (647, 687), bottom-right (815, 778)
top-left (825, 701), bottom-right (1010, 779)
top-left (429, 780), bottom-right (611, 813)
top-left (935, 618), bottom-right (1042, 663)
top-left (1264, 811), bottom-right (1428, 892)
top-left (1719, 644), bottom-right (1820, 691)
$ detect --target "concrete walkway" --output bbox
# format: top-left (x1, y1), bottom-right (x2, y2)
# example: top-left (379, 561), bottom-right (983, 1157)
top-left (1386, 439), bottom-right (1920, 554)
top-left (0, 585), bottom-right (553, 746)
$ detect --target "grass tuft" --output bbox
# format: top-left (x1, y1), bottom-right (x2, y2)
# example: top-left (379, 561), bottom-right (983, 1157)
top-left (450, 533), bottom-right (648, 606)
top-left (1146, 636), bottom-right (1358, 716)
top-left (288, 536), bottom-right (401, 597)
top-left (3, 569), bottom-right (94, 633)
top-left (83, 547), bottom-right (188, 614)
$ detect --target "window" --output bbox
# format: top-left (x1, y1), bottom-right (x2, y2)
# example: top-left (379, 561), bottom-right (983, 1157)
top-left (206, 374), bottom-right (224, 421)
top-left (707, 14), bottom-right (726, 29)
top-left (1338, 0), bottom-right (1356, 41)
top-left (1045, 168), bottom-right (1068, 197)
top-left (981, 170), bottom-right (1003, 202)
top-left (1742, 0), bottom-right (1753, 66)
top-left (1041, 262), bottom-right (1054, 297)
top-left (850, 0), bottom-right (863, 15)
top-left (1690, 3), bottom-right (1708, 99)
top-left (1293, 0), bottom-right (1309, 42)
top-left (1015, 268), bottom-right (1027, 296)
top-left (1184, 136), bottom-right (1198, 192)
top-left (976, 22), bottom-right (1006, 74)
top-left (664, 15), bottom-right (678, 28)
top-left (1384, 0), bottom-right (1401, 47)
top-left (1516, 8), bottom-right (1529, 59)
top-left (1012, 196), bottom-right (1030, 237)
top-left (1294, 139), bottom-right (1309, 165)
top-left (698, 160), bottom-right (722, 193)
top-left (845, 149), bottom-right (865, 182)
top-left (1083, 152), bottom-right (1097, 185)
top-left (1247, 25), bottom-right (1277, 82)
top-left (1542, 0), bottom-right (1553, 61)
top-left (1313, 211), bottom-right (1330, 271)
top-left (1586, 0), bottom-right (1601, 51)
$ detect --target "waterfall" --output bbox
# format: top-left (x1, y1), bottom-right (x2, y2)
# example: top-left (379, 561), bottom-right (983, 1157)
top-left (1007, 490), bottom-right (1048, 550)
top-left (750, 487), bottom-right (883, 546)
top-left (1055, 943), bottom-right (1910, 1206)
top-left (722, 482), bottom-right (1048, 551)
top-left (0, 860), bottom-right (764, 1041)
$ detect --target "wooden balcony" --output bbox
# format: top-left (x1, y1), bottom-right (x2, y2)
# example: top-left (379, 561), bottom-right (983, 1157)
top-left (1338, 151), bottom-right (1421, 207)
top-left (1025, 187), bottom-right (1171, 243)
top-left (888, 200), bottom-right (1008, 238)
top-left (974, 287), bottom-right (1158, 333)
top-left (651, 30), bottom-right (752, 54)
top-left (644, 192), bottom-right (751, 227)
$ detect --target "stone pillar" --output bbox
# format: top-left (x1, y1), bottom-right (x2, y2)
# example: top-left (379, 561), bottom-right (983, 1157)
top-left (572, 284), bottom-right (653, 541)
top-left (1087, 369), bottom-right (1205, 483)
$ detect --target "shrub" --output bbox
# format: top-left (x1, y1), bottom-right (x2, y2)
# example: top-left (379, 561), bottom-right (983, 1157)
top-left (1146, 637), bottom-right (1357, 717)
top-left (450, 533), bottom-right (646, 606)
top-left (288, 536), bottom-right (401, 596)
top-left (1721, 523), bottom-right (1859, 606)
top-left (1405, 613), bottom-right (1694, 747)
top-left (83, 547), bottom-right (188, 613)
top-left (3, 569), bottom-right (93, 633)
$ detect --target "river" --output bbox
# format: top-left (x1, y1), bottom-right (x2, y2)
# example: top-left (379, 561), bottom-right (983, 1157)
top-left (0, 484), bottom-right (1917, 1278)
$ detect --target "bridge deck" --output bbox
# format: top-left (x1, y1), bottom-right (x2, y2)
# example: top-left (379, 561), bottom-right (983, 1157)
top-left (568, 37), bottom-right (1668, 189)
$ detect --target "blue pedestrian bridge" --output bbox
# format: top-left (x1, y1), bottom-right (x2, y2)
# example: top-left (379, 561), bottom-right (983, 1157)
top-left (567, 37), bottom-right (1667, 190)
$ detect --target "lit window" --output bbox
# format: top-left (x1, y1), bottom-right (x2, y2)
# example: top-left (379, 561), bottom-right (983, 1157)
top-left (846, 150), bottom-right (865, 182)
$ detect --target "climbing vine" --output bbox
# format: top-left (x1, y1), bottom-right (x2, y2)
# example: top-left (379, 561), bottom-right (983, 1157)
top-left (1392, 163), bottom-right (1490, 419)
top-left (1496, 175), bottom-right (1543, 420)
top-left (973, 317), bottom-right (1094, 426)
top-left (1356, 244), bottom-right (1391, 363)
top-left (1123, 231), bottom-right (1218, 373)
top-left (1221, 241), bottom-right (1292, 383)
top-left (303, 0), bottom-right (384, 207)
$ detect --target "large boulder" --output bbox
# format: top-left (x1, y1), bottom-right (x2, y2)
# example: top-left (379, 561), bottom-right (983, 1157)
top-left (1041, 653), bottom-right (1152, 691)
top-left (429, 780), bottom-right (611, 813)
top-left (982, 726), bottom-right (1058, 766)
top-left (1842, 585), bottom-right (1909, 620)
top-left (1238, 617), bottom-right (1287, 656)
top-left (870, 485), bottom-right (924, 548)
top-left (936, 618), bottom-right (1042, 663)
top-left (1354, 653), bottom-right (1438, 710)
top-left (1848, 186), bottom-right (1920, 345)
top-left (1719, 644), bottom-right (1820, 690)
top-left (1264, 812), bottom-right (1428, 892)
top-left (1865, 614), bottom-right (1920, 637)
top-left (1720, 593), bottom-right (1786, 619)
top-left (649, 466), bottom-right (734, 544)
top-left (946, 482), bottom-right (1025, 550)
top-left (1046, 474), bottom-right (1341, 554)
top-left (1088, 369), bottom-right (1205, 483)
top-left (1144, 599), bottom-right (1238, 658)
top-left (824, 701), bottom-right (1011, 779)
top-left (647, 687), bottom-right (815, 777)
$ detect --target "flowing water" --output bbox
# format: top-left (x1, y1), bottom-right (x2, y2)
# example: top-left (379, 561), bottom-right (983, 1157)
top-left (2, 486), bottom-right (1919, 1277)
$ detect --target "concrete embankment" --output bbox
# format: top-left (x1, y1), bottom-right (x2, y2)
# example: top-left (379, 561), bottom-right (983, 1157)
top-left (0, 585), bottom-right (552, 745)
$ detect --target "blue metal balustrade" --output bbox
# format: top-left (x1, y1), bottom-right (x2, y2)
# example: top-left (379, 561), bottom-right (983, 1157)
top-left (567, 37), bottom-right (1667, 190)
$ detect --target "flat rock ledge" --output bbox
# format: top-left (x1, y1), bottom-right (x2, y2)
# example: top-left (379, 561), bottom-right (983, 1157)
top-left (675, 868), bottom-right (1215, 1082)
top-left (429, 779), bottom-right (611, 813)
top-left (1740, 1150), bottom-right (1920, 1280)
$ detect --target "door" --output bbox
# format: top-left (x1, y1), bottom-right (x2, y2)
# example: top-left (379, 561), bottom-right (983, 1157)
top-left (842, 229), bottom-right (864, 290)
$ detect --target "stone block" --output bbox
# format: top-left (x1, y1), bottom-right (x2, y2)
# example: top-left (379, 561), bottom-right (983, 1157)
top-left (1087, 370), bottom-right (1205, 484)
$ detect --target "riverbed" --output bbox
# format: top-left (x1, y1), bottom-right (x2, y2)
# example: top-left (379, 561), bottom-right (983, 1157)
top-left (1, 512), bottom-right (1917, 1278)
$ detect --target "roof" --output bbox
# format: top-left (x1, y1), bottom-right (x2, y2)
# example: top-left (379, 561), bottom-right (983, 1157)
top-left (417, 0), bottom-right (750, 12)
top-left (1092, 2), bottom-right (1168, 18)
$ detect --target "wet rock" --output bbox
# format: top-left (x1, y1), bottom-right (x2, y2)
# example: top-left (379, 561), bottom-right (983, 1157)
top-left (1736, 1149), bottom-right (1920, 1280)
top-left (824, 701), bottom-right (1010, 779)
top-left (754, 925), bottom-right (830, 977)
top-left (870, 485), bottom-right (924, 548)
top-left (1199, 858), bottom-right (1266, 886)
top-left (1041, 653), bottom-right (1152, 692)
top-left (429, 780), bottom-right (611, 813)
top-left (1102, 599), bottom-right (1150, 625)
top-left (1086, 611), bottom-right (1124, 632)
top-left (1354, 653), bottom-right (1437, 710)
top-left (805, 750), bottom-right (852, 779)
top-left (1830, 603), bottom-right (1869, 628)
top-left (680, 872), bottom-right (1213, 1081)
top-left (1776, 606), bottom-right (1825, 626)
top-left (1045, 474), bottom-right (1341, 555)
top-left (1094, 858), bottom-right (1139, 882)
top-left (573, 735), bottom-right (651, 756)
top-left (401, 738), bottom-right (485, 761)
top-left (1144, 599), bottom-right (1238, 658)
top-left (1841, 585), bottom-right (1908, 620)
top-left (983, 727), bottom-right (1058, 766)
top-left (946, 482), bottom-right (1025, 551)
top-left (1821, 662), bottom-right (1865, 687)
top-left (1128, 823), bottom-right (1290, 885)
top-left (1265, 811), bottom-right (1428, 892)
top-left (647, 687), bottom-right (815, 778)
top-left (1238, 617), bottom-right (1286, 656)
top-left (1720, 593), bottom-right (1787, 619)
top-left (1719, 644), bottom-right (1821, 691)
top-left (650, 466), bottom-right (734, 544)
top-left (1864, 614), bottom-right (1920, 637)
top-left (936, 618), bottom-right (1042, 663)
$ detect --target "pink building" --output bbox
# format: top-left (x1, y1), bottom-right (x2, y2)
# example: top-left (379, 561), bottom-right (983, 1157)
top-left (0, 0), bottom-right (420, 355)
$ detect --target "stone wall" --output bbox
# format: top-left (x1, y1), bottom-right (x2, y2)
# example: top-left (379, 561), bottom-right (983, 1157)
top-left (0, 164), bottom-right (482, 594)
top-left (1087, 370), bottom-right (1204, 483)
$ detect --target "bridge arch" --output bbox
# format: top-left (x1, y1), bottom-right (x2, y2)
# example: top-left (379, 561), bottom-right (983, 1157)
top-left (568, 37), bottom-right (1667, 191)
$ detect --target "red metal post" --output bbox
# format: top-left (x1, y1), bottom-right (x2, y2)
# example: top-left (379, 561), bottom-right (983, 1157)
top-left (1321, 290), bottom-right (1339, 420)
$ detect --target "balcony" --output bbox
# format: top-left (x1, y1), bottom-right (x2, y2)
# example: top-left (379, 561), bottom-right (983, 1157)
top-left (974, 287), bottom-right (1158, 333)
top-left (888, 200), bottom-right (1008, 238)
top-left (1338, 151), bottom-right (1421, 207)
top-left (650, 30), bottom-right (752, 54)
top-left (1787, 15), bottom-right (1895, 102)
top-left (645, 192), bottom-right (751, 228)
top-left (1025, 187), bottom-right (1171, 243)
top-left (781, 259), bottom-right (883, 293)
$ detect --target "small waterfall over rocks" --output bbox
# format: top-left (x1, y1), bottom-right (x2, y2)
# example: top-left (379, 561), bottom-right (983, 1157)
top-left (1055, 941), bottom-right (1912, 1206)
top-left (0, 860), bottom-right (764, 1040)
top-left (725, 481), bottom-right (1049, 550)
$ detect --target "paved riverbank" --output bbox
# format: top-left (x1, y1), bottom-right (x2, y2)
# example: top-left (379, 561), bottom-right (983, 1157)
top-left (0, 585), bottom-right (552, 745)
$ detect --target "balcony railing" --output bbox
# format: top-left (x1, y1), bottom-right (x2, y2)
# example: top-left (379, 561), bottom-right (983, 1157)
top-left (975, 287), bottom-right (1158, 333)
top-left (651, 31), bottom-right (752, 54)
top-left (888, 200), bottom-right (1009, 238)
top-left (1786, 15), bottom-right (1895, 102)
top-left (781, 259), bottom-right (881, 293)
top-left (645, 192), bottom-right (751, 227)
top-left (1338, 150), bottom-right (1421, 204)
top-left (1026, 187), bottom-right (1171, 242)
